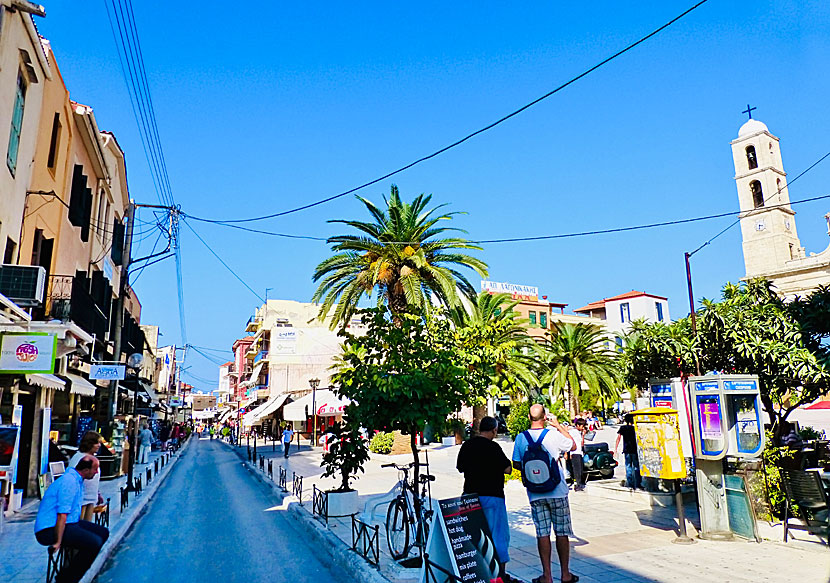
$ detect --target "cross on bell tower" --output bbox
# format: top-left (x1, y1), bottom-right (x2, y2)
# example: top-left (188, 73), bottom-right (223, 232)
top-left (742, 104), bottom-right (757, 120)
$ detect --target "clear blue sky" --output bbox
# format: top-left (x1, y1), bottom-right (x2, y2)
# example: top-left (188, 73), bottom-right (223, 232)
top-left (37, 1), bottom-right (830, 389)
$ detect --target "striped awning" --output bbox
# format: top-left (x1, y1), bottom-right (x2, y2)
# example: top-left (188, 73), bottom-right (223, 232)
top-left (63, 373), bottom-right (97, 397)
top-left (25, 374), bottom-right (66, 391)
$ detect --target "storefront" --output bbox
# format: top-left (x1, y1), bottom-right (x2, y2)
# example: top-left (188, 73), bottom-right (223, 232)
top-left (283, 389), bottom-right (350, 439)
top-left (241, 393), bottom-right (291, 437)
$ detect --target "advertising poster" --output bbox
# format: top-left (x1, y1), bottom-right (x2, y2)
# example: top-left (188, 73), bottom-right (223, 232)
top-left (698, 399), bottom-right (723, 440)
top-left (40, 408), bottom-right (51, 476)
top-left (0, 332), bottom-right (57, 373)
top-left (419, 495), bottom-right (499, 583)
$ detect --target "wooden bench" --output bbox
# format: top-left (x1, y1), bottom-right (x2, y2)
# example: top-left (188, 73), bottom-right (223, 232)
top-left (781, 468), bottom-right (829, 543)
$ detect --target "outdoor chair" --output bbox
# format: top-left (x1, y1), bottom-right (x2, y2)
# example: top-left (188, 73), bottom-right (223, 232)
top-left (780, 468), bottom-right (829, 544)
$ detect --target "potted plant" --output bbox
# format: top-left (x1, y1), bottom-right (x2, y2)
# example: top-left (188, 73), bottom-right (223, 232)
top-left (320, 419), bottom-right (370, 516)
top-left (448, 417), bottom-right (467, 445)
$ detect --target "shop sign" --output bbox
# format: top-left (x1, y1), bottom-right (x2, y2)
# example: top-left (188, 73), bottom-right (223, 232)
top-left (0, 333), bottom-right (57, 374)
top-left (317, 402), bottom-right (347, 416)
top-left (90, 364), bottom-right (126, 380)
top-left (169, 397), bottom-right (183, 407)
top-left (271, 329), bottom-right (297, 354)
top-left (480, 280), bottom-right (539, 301)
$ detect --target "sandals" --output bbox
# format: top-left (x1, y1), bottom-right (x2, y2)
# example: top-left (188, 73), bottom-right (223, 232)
top-left (531, 575), bottom-right (579, 583)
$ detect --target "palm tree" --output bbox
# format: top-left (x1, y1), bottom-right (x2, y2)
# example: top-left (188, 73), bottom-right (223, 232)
top-left (541, 322), bottom-right (622, 417)
top-left (451, 292), bottom-right (540, 400)
top-left (312, 185), bottom-right (488, 328)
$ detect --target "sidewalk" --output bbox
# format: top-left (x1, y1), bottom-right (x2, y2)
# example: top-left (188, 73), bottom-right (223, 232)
top-left (0, 439), bottom-right (190, 583)
top-left (232, 434), bottom-right (830, 583)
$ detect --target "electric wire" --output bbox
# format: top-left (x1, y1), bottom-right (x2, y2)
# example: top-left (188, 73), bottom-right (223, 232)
top-left (184, 0), bottom-right (711, 225)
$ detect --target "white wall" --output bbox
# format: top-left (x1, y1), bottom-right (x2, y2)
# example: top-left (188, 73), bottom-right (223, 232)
top-left (605, 295), bottom-right (670, 336)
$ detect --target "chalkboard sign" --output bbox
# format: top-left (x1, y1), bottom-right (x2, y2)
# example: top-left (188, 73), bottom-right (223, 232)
top-left (419, 495), bottom-right (499, 583)
top-left (724, 474), bottom-right (759, 541)
top-left (74, 416), bottom-right (97, 447)
top-left (148, 419), bottom-right (161, 439)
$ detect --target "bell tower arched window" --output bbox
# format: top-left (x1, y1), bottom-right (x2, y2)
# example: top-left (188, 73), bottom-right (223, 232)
top-left (746, 145), bottom-right (758, 170)
top-left (750, 180), bottom-right (764, 208)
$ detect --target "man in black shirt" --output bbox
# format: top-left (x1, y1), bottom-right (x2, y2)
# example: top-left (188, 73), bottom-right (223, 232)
top-left (456, 416), bottom-right (512, 581)
top-left (614, 414), bottom-right (642, 489)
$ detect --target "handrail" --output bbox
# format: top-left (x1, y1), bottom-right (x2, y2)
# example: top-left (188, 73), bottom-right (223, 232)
top-left (350, 514), bottom-right (380, 567)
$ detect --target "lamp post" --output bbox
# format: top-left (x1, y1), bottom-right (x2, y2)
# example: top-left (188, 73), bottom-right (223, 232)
top-left (309, 378), bottom-right (320, 449)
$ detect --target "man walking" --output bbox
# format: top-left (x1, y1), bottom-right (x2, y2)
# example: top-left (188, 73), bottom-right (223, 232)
top-left (456, 416), bottom-right (513, 582)
top-left (512, 404), bottom-right (578, 583)
top-left (282, 425), bottom-right (294, 458)
top-left (568, 419), bottom-right (587, 492)
top-left (34, 455), bottom-right (110, 583)
top-left (614, 414), bottom-right (641, 490)
top-left (138, 423), bottom-right (154, 464)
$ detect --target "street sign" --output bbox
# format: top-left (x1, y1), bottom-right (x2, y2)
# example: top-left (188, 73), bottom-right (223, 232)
top-left (0, 332), bottom-right (57, 373)
top-left (90, 364), bottom-right (126, 380)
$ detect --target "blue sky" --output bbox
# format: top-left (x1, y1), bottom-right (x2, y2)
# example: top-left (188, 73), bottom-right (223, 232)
top-left (36, 1), bottom-right (830, 389)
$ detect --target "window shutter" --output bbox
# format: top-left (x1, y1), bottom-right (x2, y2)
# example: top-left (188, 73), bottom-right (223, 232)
top-left (111, 219), bottom-right (125, 265)
top-left (68, 165), bottom-right (86, 226)
top-left (80, 187), bottom-right (93, 242)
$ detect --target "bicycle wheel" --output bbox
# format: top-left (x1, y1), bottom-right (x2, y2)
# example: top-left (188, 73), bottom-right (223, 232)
top-left (386, 497), bottom-right (411, 560)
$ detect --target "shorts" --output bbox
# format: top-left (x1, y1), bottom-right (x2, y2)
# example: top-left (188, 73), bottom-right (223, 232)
top-left (530, 497), bottom-right (573, 538)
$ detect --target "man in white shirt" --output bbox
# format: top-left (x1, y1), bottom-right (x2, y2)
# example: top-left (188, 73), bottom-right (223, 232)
top-left (512, 404), bottom-right (578, 583)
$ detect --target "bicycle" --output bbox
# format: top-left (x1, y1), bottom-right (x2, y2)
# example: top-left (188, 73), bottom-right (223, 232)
top-left (382, 461), bottom-right (435, 561)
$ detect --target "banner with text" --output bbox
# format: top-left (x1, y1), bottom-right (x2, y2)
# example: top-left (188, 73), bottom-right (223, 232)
top-left (0, 333), bottom-right (57, 374)
top-left (481, 280), bottom-right (539, 301)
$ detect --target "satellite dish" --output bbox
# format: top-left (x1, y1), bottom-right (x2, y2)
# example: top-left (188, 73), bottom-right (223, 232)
top-left (127, 353), bottom-right (144, 368)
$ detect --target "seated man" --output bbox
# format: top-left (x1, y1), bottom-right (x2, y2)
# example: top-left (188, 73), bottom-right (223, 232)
top-left (34, 454), bottom-right (110, 583)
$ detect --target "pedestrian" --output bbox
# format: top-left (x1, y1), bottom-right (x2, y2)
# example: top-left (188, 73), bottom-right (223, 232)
top-left (282, 425), bottom-right (294, 458)
top-left (614, 414), bottom-right (642, 490)
top-left (456, 416), bottom-right (513, 582)
top-left (568, 419), bottom-right (587, 492)
top-left (34, 455), bottom-right (110, 583)
top-left (160, 423), bottom-right (171, 450)
top-left (68, 432), bottom-right (104, 522)
top-left (138, 423), bottom-right (154, 465)
top-left (512, 404), bottom-right (578, 583)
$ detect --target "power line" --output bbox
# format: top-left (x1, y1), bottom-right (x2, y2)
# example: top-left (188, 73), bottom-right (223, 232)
top-left (184, 0), bottom-right (711, 225)
top-left (182, 219), bottom-right (265, 303)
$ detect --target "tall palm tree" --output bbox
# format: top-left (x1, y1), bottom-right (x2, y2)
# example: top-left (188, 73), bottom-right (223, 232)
top-left (451, 292), bottom-right (540, 399)
top-left (541, 322), bottom-right (622, 417)
top-left (312, 185), bottom-right (488, 328)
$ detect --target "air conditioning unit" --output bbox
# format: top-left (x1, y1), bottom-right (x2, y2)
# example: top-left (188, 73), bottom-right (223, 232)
top-left (0, 264), bottom-right (47, 307)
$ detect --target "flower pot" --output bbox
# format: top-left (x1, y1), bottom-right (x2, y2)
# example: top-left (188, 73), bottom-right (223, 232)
top-left (326, 489), bottom-right (359, 517)
top-left (441, 436), bottom-right (455, 447)
top-left (454, 431), bottom-right (464, 445)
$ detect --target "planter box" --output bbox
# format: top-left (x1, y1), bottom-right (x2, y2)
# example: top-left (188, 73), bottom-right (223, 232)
top-left (441, 437), bottom-right (456, 447)
top-left (327, 489), bottom-right (359, 517)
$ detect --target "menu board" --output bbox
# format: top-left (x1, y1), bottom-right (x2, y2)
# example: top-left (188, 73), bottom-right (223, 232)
top-left (419, 495), bottom-right (499, 583)
top-left (74, 416), bottom-right (97, 447)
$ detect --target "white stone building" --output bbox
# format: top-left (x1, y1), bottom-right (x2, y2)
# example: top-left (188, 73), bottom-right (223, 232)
top-left (574, 290), bottom-right (670, 338)
top-left (732, 117), bottom-right (830, 297)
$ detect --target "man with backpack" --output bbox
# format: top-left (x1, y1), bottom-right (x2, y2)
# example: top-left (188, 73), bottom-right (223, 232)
top-left (512, 404), bottom-right (578, 583)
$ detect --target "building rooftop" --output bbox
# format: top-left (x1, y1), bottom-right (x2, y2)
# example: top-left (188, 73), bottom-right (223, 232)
top-left (574, 290), bottom-right (667, 313)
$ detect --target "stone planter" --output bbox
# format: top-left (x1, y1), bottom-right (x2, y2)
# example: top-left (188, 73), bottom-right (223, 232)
top-left (441, 436), bottom-right (456, 447)
top-left (326, 489), bottom-right (359, 517)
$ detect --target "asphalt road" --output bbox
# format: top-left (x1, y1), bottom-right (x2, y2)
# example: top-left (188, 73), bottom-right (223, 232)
top-left (95, 438), bottom-right (348, 583)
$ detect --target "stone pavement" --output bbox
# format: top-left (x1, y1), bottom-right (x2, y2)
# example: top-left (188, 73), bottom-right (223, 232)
top-left (234, 432), bottom-right (830, 583)
top-left (0, 440), bottom-right (188, 583)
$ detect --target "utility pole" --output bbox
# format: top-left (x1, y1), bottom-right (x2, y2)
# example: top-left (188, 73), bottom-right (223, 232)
top-left (684, 252), bottom-right (702, 376)
top-left (109, 202), bottom-right (135, 421)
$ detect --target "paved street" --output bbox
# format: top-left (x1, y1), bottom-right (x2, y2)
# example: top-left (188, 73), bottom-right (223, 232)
top-left (95, 438), bottom-right (348, 583)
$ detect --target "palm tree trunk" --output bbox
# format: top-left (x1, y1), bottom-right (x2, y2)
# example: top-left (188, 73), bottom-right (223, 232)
top-left (387, 285), bottom-right (408, 326)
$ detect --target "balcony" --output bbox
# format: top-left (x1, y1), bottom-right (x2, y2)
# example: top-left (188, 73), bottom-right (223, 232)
top-left (246, 315), bottom-right (261, 333)
top-left (38, 274), bottom-right (108, 339)
top-left (253, 350), bottom-right (268, 364)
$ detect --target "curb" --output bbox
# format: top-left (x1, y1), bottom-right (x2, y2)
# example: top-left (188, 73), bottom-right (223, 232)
top-left (221, 440), bottom-right (390, 583)
top-left (79, 438), bottom-right (193, 583)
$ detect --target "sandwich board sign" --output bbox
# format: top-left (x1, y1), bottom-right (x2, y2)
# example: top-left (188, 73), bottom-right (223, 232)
top-left (419, 494), bottom-right (500, 583)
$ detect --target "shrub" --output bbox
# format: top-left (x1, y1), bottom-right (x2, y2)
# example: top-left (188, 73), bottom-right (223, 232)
top-left (799, 425), bottom-right (826, 441)
top-left (369, 431), bottom-right (394, 454)
top-left (506, 401), bottom-right (530, 440)
top-left (504, 467), bottom-right (522, 483)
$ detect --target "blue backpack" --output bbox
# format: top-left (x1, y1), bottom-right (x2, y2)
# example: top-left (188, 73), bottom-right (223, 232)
top-left (520, 429), bottom-right (561, 493)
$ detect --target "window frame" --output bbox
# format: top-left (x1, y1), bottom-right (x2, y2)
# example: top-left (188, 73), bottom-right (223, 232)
top-left (528, 311), bottom-right (537, 326)
top-left (620, 302), bottom-right (631, 324)
top-left (6, 71), bottom-right (27, 176)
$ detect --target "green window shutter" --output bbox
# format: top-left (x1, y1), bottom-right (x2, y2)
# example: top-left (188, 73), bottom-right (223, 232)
top-left (540, 312), bottom-right (547, 329)
top-left (529, 311), bottom-right (537, 326)
top-left (6, 73), bottom-right (26, 175)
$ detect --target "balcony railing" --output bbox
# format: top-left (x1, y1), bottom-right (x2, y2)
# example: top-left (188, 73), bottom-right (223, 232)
top-left (38, 274), bottom-right (108, 339)
top-left (253, 350), bottom-right (268, 364)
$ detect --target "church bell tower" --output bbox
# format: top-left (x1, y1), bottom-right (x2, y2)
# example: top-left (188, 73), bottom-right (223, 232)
top-left (731, 113), bottom-right (804, 279)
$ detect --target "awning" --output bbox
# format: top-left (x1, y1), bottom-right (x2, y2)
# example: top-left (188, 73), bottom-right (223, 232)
top-left (805, 400), bottom-right (830, 410)
top-left (137, 378), bottom-right (159, 403)
top-left (63, 373), bottom-right (97, 397)
top-left (239, 362), bottom-right (264, 389)
top-left (25, 374), bottom-right (66, 391)
top-left (242, 393), bottom-right (290, 427)
top-left (218, 408), bottom-right (233, 423)
top-left (283, 389), bottom-right (350, 421)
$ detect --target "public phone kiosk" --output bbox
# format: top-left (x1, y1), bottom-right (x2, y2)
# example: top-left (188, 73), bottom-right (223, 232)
top-left (688, 375), bottom-right (765, 540)
top-left (647, 379), bottom-right (694, 459)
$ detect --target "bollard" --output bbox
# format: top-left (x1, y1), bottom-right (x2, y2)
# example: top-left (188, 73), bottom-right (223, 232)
top-left (146, 467), bottom-right (152, 484)
top-left (154, 459), bottom-right (159, 474)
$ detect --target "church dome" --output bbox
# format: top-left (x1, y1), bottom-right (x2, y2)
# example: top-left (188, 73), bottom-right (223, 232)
top-left (738, 118), bottom-right (769, 138)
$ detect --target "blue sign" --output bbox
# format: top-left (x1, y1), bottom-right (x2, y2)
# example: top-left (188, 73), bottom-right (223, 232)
top-left (694, 381), bottom-right (720, 392)
top-left (723, 380), bottom-right (758, 392)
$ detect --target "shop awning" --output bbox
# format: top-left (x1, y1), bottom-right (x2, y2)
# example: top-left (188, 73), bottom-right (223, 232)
top-left (283, 389), bottom-right (350, 421)
top-left (137, 378), bottom-right (159, 403)
top-left (25, 374), bottom-right (66, 391)
top-left (239, 362), bottom-right (264, 389)
top-left (243, 393), bottom-right (290, 427)
top-left (63, 373), bottom-right (97, 397)
top-left (218, 408), bottom-right (233, 423)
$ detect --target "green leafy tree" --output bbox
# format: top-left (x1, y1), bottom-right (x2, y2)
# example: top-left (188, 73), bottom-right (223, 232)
top-left (320, 419), bottom-right (370, 492)
top-left (541, 322), bottom-right (622, 417)
top-left (331, 308), bottom-right (470, 494)
top-left (312, 185), bottom-right (488, 328)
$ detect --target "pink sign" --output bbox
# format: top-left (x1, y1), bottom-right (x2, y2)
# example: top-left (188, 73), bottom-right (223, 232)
top-left (699, 402), bottom-right (722, 440)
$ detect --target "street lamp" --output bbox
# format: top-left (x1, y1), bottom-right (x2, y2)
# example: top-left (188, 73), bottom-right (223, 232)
top-left (309, 378), bottom-right (320, 449)
top-left (125, 352), bottom-right (144, 491)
